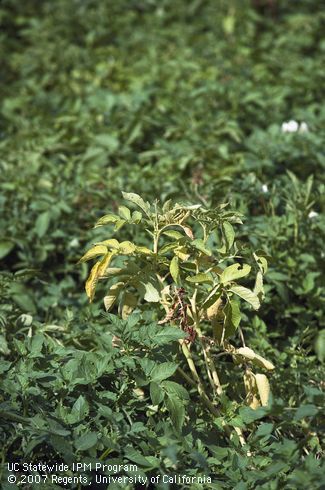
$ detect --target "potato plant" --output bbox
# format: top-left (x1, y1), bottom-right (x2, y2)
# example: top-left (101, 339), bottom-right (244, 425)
top-left (80, 192), bottom-right (275, 443)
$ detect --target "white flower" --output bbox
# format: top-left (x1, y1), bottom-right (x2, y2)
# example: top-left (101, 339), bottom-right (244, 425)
top-left (261, 184), bottom-right (268, 193)
top-left (308, 211), bottom-right (318, 219)
top-left (299, 122), bottom-right (309, 133)
top-left (281, 120), bottom-right (299, 133)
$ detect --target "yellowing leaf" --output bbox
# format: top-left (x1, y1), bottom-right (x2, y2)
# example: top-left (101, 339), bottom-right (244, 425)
top-left (142, 282), bottom-right (160, 302)
top-left (85, 261), bottom-right (101, 301)
top-left (85, 252), bottom-right (115, 302)
top-left (104, 282), bottom-right (124, 311)
top-left (255, 373), bottom-right (271, 406)
top-left (94, 213), bottom-right (119, 227)
top-left (118, 241), bottom-right (136, 254)
top-left (236, 347), bottom-right (275, 371)
top-left (206, 297), bottom-right (223, 320)
top-left (96, 239), bottom-right (120, 249)
top-left (135, 246), bottom-right (153, 255)
top-left (243, 369), bottom-right (260, 410)
top-left (79, 245), bottom-right (107, 263)
top-left (97, 252), bottom-right (115, 277)
top-left (174, 247), bottom-right (190, 261)
top-left (121, 292), bottom-right (138, 319)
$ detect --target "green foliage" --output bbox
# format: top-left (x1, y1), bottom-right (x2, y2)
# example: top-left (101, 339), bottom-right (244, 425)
top-left (0, 0), bottom-right (324, 488)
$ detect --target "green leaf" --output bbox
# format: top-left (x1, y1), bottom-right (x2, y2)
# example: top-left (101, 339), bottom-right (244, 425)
top-left (222, 221), bottom-right (235, 250)
top-left (294, 404), bottom-right (318, 421)
top-left (165, 394), bottom-right (185, 431)
top-left (186, 273), bottom-right (213, 284)
top-left (122, 192), bottom-right (150, 216)
top-left (220, 263), bottom-right (251, 284)
top-left (74, 432), bottom-right (98, 451)
top-left (35, 211), bottom-right (51, 238)
top-left (255, 423), bottom-right (274, 438)
top-left (124, 447), bottom-right (154, 467)
top-left (224, 299), bottom-right (241, 338)
top-left (229, 285), bottom-right (260, 310)
top-left (162, 380), bottom-right (189, 400)
top-left (150, 362), bottom-right (178, 383)
top-left (68, 395), bottom-right (89, 423)
top-left (191, 239), bottom-right (212, 256)
top-left (0, 241), bottom-right (14, 259)
top-left (153, 327), bottom-right (186, 344)
top-left (315, 330), bottom-right (325, 363)
top-left (170, 256), bottom-right (180, 284)
top-left (150, 382), bottom-right (165, 405)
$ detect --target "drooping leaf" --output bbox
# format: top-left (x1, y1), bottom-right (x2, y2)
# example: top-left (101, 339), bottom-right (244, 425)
top-left (85, 261), bottom-right (101, 301)
top-left (104, 282), bottom-right (124, 311)
top-left (142, 282), bottom-right (160, 302)
top-left (97, 251), bottom-right (115, 277)
top-left (121, 292), bottom-right (138, 319)
top-left (229, 285), bottom-right (260, 310)
top-left (254, 270), bottom-right (264, 298)
top-left (220, 263), bottom-right (251, 284)
top-left (224, 299), bottom-right (241, 338)
top-left (255, 374), bottom-right (271, 407)
top-left (222, 221), bottom-right (235, 250)
top-left (170, 256), bottom-right (180, 284)
top-left (191, 239), bottom-right (212, 256)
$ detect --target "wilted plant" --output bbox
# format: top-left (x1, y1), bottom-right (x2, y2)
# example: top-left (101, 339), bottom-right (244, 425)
top-left (79, 192), bottom-right (275, 444)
